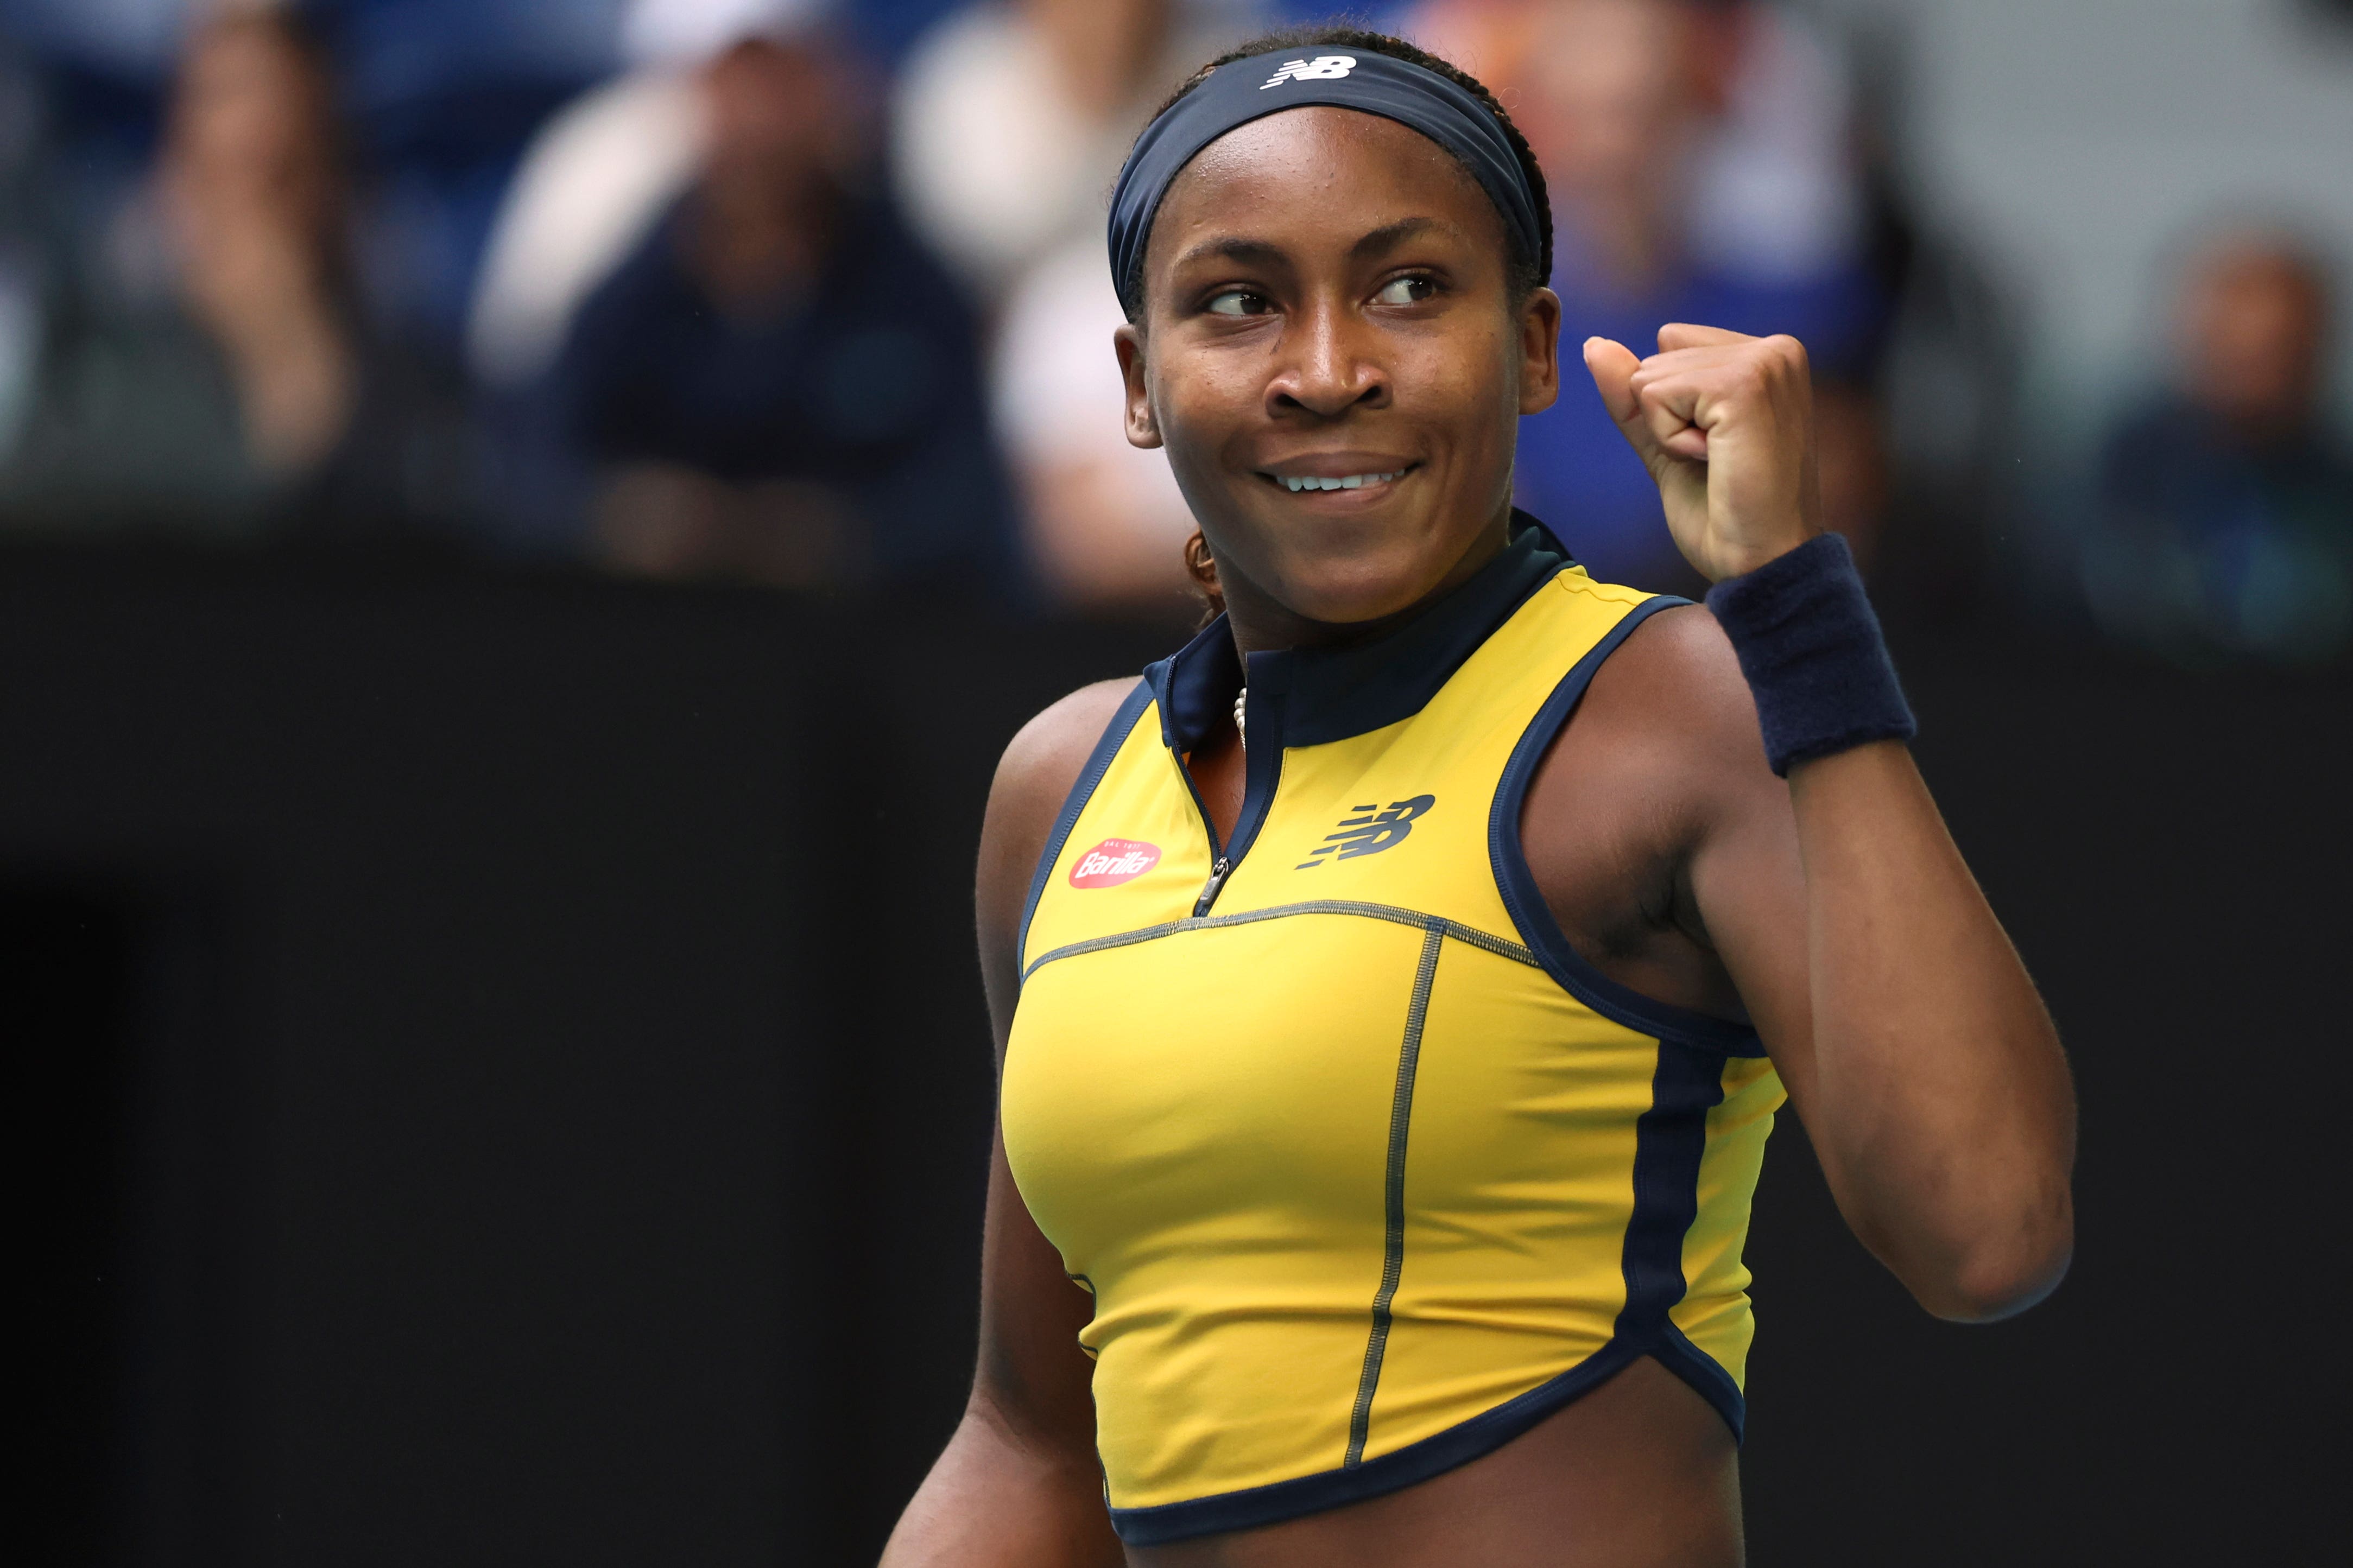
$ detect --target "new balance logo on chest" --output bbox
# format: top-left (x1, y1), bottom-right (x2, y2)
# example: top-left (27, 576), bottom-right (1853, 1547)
top-left (1261, 54), bottom-right (1358, 89)
top-left (1297, 796), bottom-right (1435, 869)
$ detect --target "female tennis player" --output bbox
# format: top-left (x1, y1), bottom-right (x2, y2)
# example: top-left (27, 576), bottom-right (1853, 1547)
top-left (884, 27), bottom-right (2073, 1567)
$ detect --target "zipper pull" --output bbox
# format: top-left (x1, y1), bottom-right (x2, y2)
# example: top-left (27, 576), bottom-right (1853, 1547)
top-left (1193, 857), bottom-right (1232, 917)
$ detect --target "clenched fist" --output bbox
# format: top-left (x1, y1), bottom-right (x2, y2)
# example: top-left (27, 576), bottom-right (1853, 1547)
top-left (1583, 325), bottom-right (1823, 583)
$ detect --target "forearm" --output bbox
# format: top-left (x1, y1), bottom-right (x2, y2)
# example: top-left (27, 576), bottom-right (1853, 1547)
top-left (883, 1398), bottom-right (1123, 1568)
top-left (1788, 740), bottom-right (2075, 1319)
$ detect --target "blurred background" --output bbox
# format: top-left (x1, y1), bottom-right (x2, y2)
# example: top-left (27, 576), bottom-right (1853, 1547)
top-left (3, 1), bottom-right (2345, 1563)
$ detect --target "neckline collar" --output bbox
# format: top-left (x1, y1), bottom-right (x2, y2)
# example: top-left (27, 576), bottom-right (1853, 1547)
top-left (1150, 512), bottom-right (1572, 753)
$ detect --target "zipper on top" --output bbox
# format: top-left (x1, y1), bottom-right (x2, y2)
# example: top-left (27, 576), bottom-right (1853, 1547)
top-left (1171, 745), bottom-right (1230, 916)
top-left (1174, 678), bottom-right (1281, 919)
top-left (1192, 858), bottom-right (1232, 918)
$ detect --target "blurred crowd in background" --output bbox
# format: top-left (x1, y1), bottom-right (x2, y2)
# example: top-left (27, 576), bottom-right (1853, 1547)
top-left (0, 0), bottom-right (2346, 662)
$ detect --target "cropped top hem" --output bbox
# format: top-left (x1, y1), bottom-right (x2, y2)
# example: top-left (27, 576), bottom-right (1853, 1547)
top-left (1106, 1332), bottom-right (1745, 1545)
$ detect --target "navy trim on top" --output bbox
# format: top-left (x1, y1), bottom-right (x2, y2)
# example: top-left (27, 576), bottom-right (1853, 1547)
top-left (1149, 512), bottom-right (1572, 756)
top-left (1656, 1319), bottom-right (1746, 1439)
top-left (1145, 630), bottom-right (1236, 860)
top-left (1615, 1042), bottom-right (1747, 1439)
top-left (1109, 1337), bottom-right (1644, 1545)
top-left (1148, 618), bottom-right (1243, 757)
top-left (1206, 656), bottom-right (1291, 896)
top-left (1274, 512), bottom-right (1570, 748)
top-left (1487, 598), bottom-right (1768, 1057)
top-left (1015, 679), bottom-right (1155, 982)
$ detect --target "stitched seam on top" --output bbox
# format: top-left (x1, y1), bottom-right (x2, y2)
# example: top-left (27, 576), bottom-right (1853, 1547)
top-left (1019, 899), bottom-right (1537, 983)
top-left (1345, 922), bottom-right (1445, 1467)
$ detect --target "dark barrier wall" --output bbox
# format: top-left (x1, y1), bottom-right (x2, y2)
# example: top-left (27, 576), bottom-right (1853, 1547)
top-left (4, 550), bottom-right (2343, 1565)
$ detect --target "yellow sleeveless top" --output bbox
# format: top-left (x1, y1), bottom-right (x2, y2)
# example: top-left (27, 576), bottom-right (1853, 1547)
top-left (1000, 522), bottom-right (1785, 1545)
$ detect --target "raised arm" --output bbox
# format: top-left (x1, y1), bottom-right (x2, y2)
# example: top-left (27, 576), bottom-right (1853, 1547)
top-left (1584, 327), bottom-right (2076, 1321)
top-left (881, 683), bottom-right (1135, 1567)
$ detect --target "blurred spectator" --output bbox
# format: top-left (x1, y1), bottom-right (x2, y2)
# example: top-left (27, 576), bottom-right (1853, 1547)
top-left (466, 74), bottom-right (700, 393)
top-left (470, 0), bottom-right (881, 395)
top-left (553, 15), bottom-right (1020, 594)
top-left (891, 0), bottom-right (1240, 304)
top-left (3, 0), bottom-right (637, 363)
top-left (2082, 228), bottom-right (2351, 665)
top-left (463, 0), bottom-right (785, 559)
top-left (0, 7), bottom-right (471, 541)
top-left (1415, 0), bottom-right (1888, 593)
top-left (918, 2), bottom-right (1251, 618)
top-left (992, 237), bottom-right (1199, 621)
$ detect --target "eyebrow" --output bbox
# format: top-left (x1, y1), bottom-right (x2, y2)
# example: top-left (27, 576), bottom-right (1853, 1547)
top-left (1168, 216), bottom-right (1460, 276)
top-left (1170, 236), bottom-right (1288, 272)
top-left (1349, 216), bottom-right (1449, 259)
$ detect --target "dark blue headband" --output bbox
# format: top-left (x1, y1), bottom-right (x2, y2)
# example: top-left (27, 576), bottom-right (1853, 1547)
top-left (1108, 47), bottom-right (1541, 304)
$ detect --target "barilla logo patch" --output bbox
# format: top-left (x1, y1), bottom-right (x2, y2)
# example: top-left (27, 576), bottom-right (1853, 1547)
top-left (1070, 839), bottom-right (1161, 888)
top-left (1261, 54), bottom-right (1358, 89)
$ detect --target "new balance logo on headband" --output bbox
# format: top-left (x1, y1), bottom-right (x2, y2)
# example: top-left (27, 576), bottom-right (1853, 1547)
top-left (1261, 54), bottom-right (1358, 89)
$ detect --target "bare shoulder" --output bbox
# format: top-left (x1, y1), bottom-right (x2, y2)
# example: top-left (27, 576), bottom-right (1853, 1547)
top-left (976, 678), bottom-right (1143, 973)
top-left (1528, 600), bottom-right (1776, 852)
top-left (986, 678), bottom-right (1142, 840)
top-left (1590, 601), bottom-right (1747, 719)
top-left (1576, 601), bottom-right (1765, 778)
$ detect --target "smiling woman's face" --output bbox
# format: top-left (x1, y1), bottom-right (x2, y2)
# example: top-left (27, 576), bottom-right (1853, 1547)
top-left (1117, 105), bottom-right (1561, 636)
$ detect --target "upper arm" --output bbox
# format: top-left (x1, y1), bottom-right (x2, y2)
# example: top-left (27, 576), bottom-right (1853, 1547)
top-left (1576, 607), bottom-right (1821, 1100)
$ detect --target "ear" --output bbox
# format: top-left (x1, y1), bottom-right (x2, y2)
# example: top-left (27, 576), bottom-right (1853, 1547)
top-left (1516, 287), bottom-right (1563, 417)
top-left (1114, 322), bottom-right (1163, 449)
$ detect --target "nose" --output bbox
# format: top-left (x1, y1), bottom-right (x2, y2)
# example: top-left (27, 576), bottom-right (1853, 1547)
top-left (1266, 295), bottom-right (1390, 420)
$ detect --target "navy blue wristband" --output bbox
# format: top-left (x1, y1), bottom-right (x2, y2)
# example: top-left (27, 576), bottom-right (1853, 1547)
top-left (1704, 532), bottom-right (1915, 777)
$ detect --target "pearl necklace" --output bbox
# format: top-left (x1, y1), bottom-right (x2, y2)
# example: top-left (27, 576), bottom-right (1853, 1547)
top-left (1234, 687), bottom-right (1247, 744)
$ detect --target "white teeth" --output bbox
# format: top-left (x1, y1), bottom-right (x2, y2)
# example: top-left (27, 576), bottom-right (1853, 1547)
top-left (1280, 470), bottom-right (1403, 493)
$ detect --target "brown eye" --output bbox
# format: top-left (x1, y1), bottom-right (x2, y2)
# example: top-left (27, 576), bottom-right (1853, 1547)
top-left (1374, 276), bottom-right (1437, 306)
top-left (1206, 289), bottom-right (1270, 317)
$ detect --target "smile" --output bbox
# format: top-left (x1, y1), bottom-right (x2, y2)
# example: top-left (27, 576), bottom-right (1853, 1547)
top-left (1275, 469), bottom-right (1409, 493)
